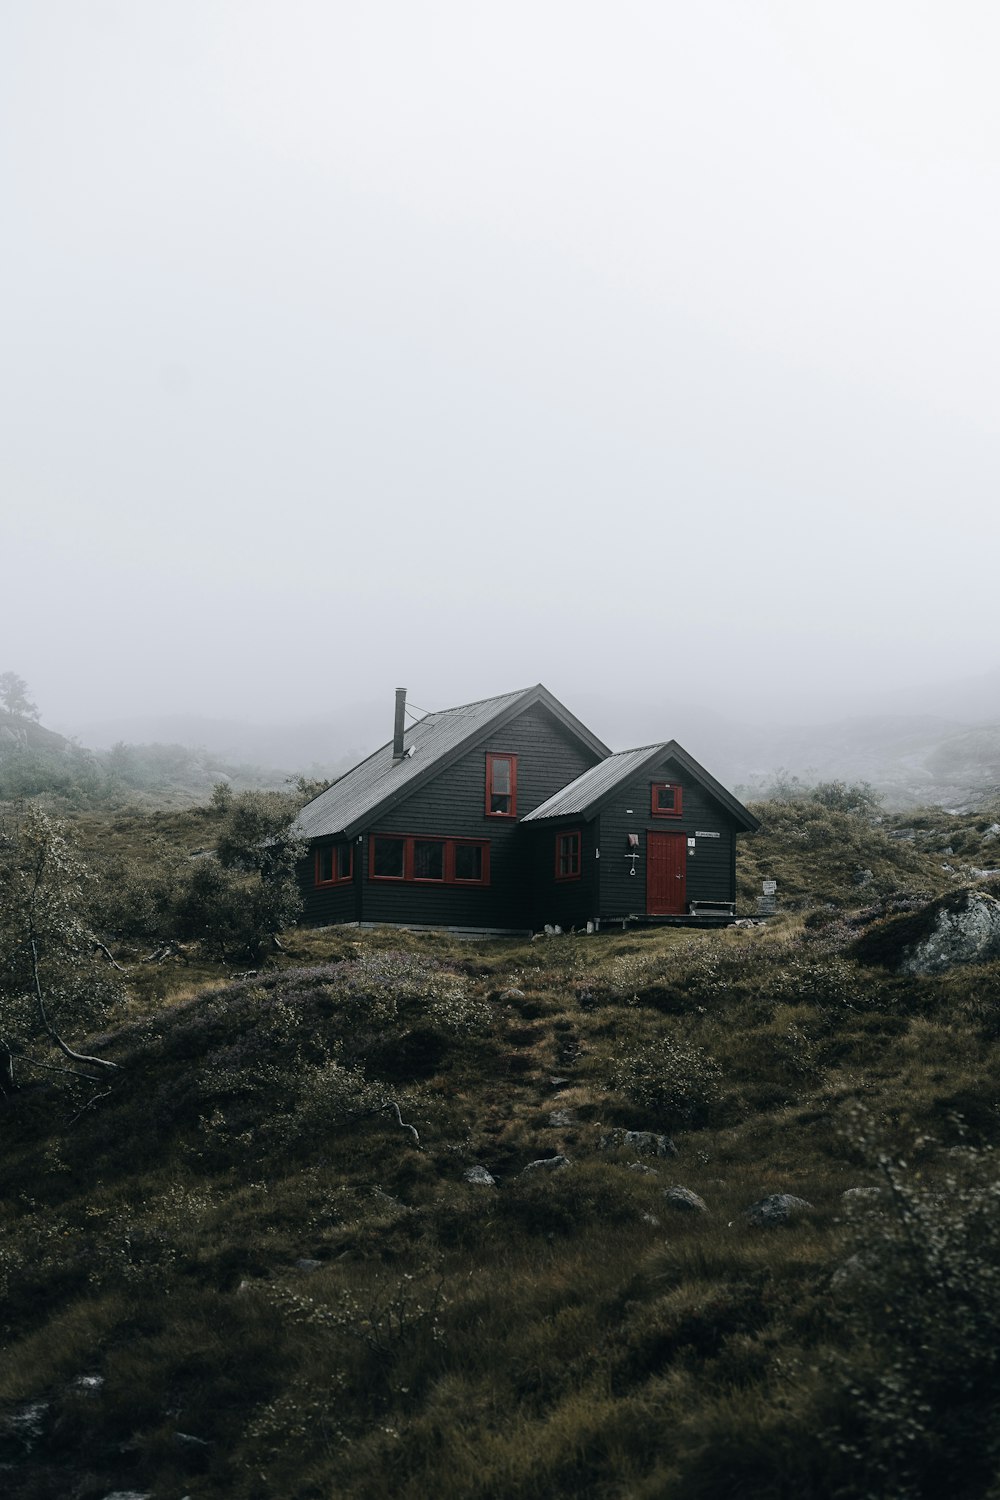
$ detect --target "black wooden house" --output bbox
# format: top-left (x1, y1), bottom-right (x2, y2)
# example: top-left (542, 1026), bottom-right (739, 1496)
top-left (294, 686), bottom-right (758, 934)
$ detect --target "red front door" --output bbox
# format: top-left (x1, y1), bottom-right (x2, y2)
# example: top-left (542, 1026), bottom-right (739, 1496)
top-left (647, 832), bottom-right (687, 915)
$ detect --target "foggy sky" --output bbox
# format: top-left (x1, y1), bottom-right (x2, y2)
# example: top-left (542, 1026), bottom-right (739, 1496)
top-left (4, 1), bottom-right (999, 740)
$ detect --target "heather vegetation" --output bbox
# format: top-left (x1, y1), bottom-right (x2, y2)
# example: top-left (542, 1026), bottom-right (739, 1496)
top-left (2, 781), bottom-right (1000, 1497)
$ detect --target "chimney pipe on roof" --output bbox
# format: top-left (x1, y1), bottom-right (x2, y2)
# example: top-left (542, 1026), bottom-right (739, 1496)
top-left (392, 688), bottom-right (407, 763)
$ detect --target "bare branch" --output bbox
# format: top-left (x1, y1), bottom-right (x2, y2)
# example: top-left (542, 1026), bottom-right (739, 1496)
top-left (90, 938), bottom-right (127, 972)
top-left (30, 939), bottom-right (118, 1072)
top-left (141, 940), bottom-right (189, 965)
top-left (387, 1099), bottom-right (421, 1148)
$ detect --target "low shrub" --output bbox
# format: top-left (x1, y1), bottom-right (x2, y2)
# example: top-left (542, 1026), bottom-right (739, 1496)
top-left (610, 1032), bottom-right (723, 1128)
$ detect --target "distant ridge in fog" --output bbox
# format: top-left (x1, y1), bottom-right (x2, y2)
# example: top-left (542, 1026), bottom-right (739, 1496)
top-left (65, 664), bottom-right (1000, 812)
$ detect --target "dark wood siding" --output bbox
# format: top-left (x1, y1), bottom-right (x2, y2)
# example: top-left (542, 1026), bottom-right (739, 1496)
top-left (297, 841), bottom-right (361, 926)
top-left (529, 818), bottom-right (600, 930)
top-left (597, 755), bottom-right (736, 919)
top-left (357, 704), bottom-right (600, 931)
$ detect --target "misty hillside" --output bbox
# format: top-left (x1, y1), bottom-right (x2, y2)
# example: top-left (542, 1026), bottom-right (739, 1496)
top-left (67, 702), bottom-right (1000, 812)
top-left (0, 709), bottom-right (71, 753)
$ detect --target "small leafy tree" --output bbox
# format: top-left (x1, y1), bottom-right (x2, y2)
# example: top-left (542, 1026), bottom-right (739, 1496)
top-left (0, 807), bottom-right (121, 1092)
top-left (172, 792), bottom-right (306, 961)
top-left (809, 779), bottom-right (882, 817)
top-left (0, 671), bottom-right (40, 721)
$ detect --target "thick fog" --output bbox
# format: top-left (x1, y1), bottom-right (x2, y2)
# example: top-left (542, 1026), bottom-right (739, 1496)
top-left (4, 1), bottom-right (999, 749)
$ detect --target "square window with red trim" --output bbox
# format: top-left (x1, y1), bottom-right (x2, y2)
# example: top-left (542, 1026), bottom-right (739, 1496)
top-left (315, 842), bottom-right (354, 886)
top-left (555, 830), bottom-right (582, 880)
top-left (485, 753), bottom-right (517, 817)
top-left (651, 782), bottom-right (683, 818)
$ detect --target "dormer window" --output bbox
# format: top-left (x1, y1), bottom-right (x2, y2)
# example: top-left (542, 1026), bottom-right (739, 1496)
top-left (651, 782), bottom-right (682, 818)
top-left (486, 753), bottom-right (517, 817)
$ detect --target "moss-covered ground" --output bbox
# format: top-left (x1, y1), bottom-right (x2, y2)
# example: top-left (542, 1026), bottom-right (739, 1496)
top-left (3, 800), bottom-right (1000, 1498)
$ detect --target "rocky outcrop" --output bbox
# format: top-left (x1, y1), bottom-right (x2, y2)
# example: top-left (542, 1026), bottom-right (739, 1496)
top-left (521, 1155), bottom-right (571, 1174)
top-left (598, 1129), bottom-right (677, 1158)
top-left (744, 1194), bottom-right (812, 1227)
top-left (901, 891), bottom-right (1000, 973)
top-left (463, 1165), bottom-right (496, 1187)
top-left (663, 1186), bottom-right (708, 1214)
top-left (853, 888), bottom-right (1000, 974)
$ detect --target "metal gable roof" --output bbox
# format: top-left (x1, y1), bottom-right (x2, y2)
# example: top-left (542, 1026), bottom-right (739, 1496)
top-left (292, 685), bottom-right (610, 842)
top-left (521, 746), bottom-right (669, 822)
top-left (523, 740), bottom-right (760, 831)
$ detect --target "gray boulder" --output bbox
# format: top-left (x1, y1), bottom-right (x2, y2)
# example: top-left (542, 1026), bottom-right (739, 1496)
top-left (599, 1129), bottom-right (677, 1158)
top-left (664, 1186), bottom-right (708, 1214)
top-left (522, 1155), bottom-right (571, 1174)
top-left (744, 1193), bottom-right (812, 1227)
top-left (899, 890), bottom-right (1000, 975)
top-left (463, 1165), bottom-right (496, 1187)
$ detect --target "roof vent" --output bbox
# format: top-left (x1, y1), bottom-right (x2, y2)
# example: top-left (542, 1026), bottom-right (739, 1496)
top-left (392, 687), bottom-right (407, 763)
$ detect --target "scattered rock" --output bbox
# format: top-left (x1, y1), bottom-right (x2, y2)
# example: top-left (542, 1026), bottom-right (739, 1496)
top-left (521, 1155), bottom-right (571, 1174)
top-left (853, 888), bottom-right (1000, 975)
top-left (463, 1165), bottom-right (496, 1187)
top-left (900, 890), bottom-right (1000, 974)
top-left (174, 1432), bottom-right (211, 1449)
top-left (626, 1162), bottom-right (660, 1175)
top-left (0, 1400), bottom-right (49, 1453)
top-left (548, 1109), bottom-right (575, 1127)
top-left (983, 823), bottom-right (1000, 843)
top-left (852, 869), bottom-right (874, 887)
top-left (830, 1251), bottom-right (868, 1288)
top-left (372, 1187), bottom-right (405, 1209)
top-left (499, 988), bottom-right (525, 1002)
top-left (548, 1076), bottom-right (571, 1089)
top-left (641, 1213), bottom-right (661, 1227)
top-left (889, 828), bottom-right (916, 841)
top-left (599, 1129), bottom-right (676, 1158)
top-left (294, 1258), bottom-right (322, 1273)
top-left (664, 1186), bottom-right (708, 1214)
top-left (841, 1186), bottom-right (881, 1203)
top-left (71, 1374), bottom-right (104, 1394)
top-left (744, 1193), bottom-right (813, 1227)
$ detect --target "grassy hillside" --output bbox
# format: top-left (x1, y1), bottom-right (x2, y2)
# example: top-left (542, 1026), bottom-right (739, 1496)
top-left (2, 804), bottom-right (1000, 1498)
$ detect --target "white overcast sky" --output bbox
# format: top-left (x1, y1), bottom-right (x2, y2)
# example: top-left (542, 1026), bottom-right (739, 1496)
top-left (3, 1), bottom-right (999, 736)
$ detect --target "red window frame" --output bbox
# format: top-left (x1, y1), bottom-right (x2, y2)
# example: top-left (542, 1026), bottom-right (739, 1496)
top-left (314, 842), bottom-right (354, 887)
top-left (485, 752), bottom-right (518, 818)
top-left (554, 829), bottom-right (582, 881)
top-left (651, 782), bottom-right (683, 818)
top-left (368, 834), bottom-right (491, 886)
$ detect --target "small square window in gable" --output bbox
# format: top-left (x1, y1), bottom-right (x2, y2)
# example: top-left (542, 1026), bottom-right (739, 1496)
top-left (651, 782), bottom-right (682, 818)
